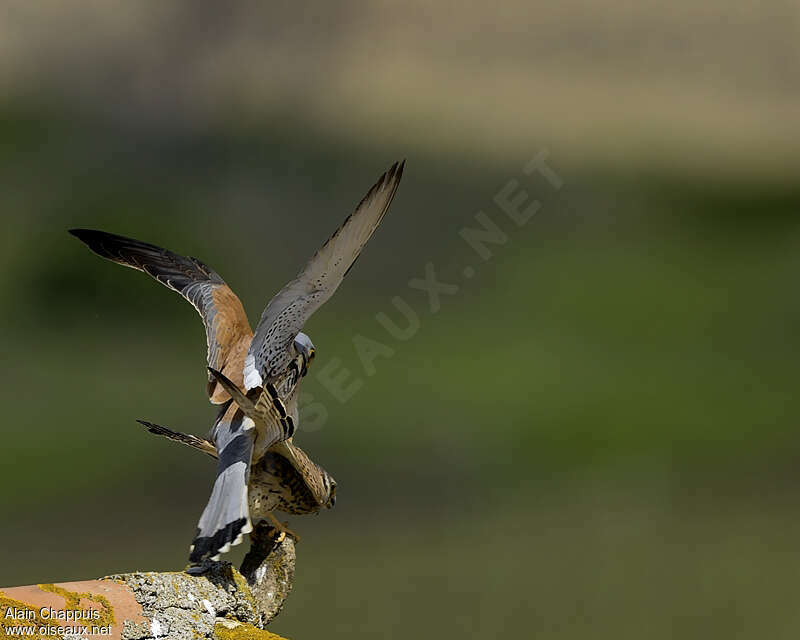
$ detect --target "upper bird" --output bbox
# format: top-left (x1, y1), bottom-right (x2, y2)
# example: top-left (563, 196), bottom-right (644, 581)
top-left (70, 160), bottom-right (404, 562)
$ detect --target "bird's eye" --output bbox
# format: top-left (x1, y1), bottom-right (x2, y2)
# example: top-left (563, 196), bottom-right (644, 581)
top-left (309, 349), bottom-right (316, 360)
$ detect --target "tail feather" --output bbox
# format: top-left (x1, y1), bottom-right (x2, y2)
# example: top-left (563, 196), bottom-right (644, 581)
top-left (136, 419), bottom-right (218, 458)
top-left (189, 429), bottom-right (255, 563)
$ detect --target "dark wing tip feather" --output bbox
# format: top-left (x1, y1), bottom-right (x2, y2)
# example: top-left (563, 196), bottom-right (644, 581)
top-left (135, 419), bottom-right (168, 436)
top-left (69, 227), bottom-right (145, 250)
top-left (344, 159), bottom-right (405, 232)
top-left (136, 418), bottom-right (173, 439)
top-left (69, 228), bottom-right (165, 271)
top-left (68, 228), bottom-right (118, 257)
top-left (371, 159), bottom-right (405, 199)
top-left (68, 228), bottom-right (97, 239)
top-left (70, 228), bottom-right (227, 291)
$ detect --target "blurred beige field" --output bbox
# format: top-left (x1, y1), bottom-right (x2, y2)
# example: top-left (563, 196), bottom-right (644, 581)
top-left (2, 1), bottom-right (798, 177)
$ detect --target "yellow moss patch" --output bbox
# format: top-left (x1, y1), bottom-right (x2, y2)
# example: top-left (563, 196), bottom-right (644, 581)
top-left (230, 569), bottom-right (257, 613)
top-left (0, 591), bottom-right (48, 639)
top-left (38, 583), bottom-right (115, 629)
top-left (214, 621), bottom-right (288, 640)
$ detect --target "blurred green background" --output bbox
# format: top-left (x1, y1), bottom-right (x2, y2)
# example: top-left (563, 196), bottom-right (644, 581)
top-left (2, 2), bottom-right (800, 638)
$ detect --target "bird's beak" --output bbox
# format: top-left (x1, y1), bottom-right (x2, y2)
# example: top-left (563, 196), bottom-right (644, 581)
top-left (301, 349), bottom-right (314, 377)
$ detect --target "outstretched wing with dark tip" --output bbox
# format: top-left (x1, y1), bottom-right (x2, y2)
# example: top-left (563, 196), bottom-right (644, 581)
top-left (244, 160), bottom-right (405, 389)
top-left (69, 229), bottom-right (253, 403)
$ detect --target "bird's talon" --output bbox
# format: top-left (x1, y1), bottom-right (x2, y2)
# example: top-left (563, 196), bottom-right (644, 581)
top-left (267, 512), bottom-right (301, 543)
top-left (271, 530), bottom-right (287, 545)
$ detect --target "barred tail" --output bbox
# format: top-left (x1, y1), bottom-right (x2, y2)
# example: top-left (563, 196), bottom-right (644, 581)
top-left (189, 430), bottom-right (255, 562)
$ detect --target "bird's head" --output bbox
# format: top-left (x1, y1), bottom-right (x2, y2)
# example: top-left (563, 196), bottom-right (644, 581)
top-left (293, 332), bottom-right (316, 369)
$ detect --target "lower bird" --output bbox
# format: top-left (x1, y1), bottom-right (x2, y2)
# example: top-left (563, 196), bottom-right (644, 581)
top-left (137, 416), bottom-right (336, 541)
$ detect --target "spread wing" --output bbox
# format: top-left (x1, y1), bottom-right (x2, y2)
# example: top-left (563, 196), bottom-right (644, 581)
top-left (243, 160), bottom-right (405, 389)
top-left (70, 229), bottom-right (253, 403)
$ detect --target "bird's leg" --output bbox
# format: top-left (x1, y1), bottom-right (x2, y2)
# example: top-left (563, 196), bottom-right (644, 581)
top-left (267, 512), bottom-right (302, 543)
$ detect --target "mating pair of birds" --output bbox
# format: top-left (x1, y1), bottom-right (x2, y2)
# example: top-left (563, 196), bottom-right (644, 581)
top-left (71, 161), bottom-right (404, 563)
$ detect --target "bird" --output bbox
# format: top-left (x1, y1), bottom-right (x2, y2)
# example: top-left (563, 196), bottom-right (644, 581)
top-left (136, 418), bottom-right (336, 536)
top-left (69, 160), bottom-right (404, 562)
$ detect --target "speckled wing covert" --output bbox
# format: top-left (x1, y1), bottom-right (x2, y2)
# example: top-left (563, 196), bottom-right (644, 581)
top-left (68, 229), bottom-right (253, 403)
top-left (243, 160), bottom-right (405, 390)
